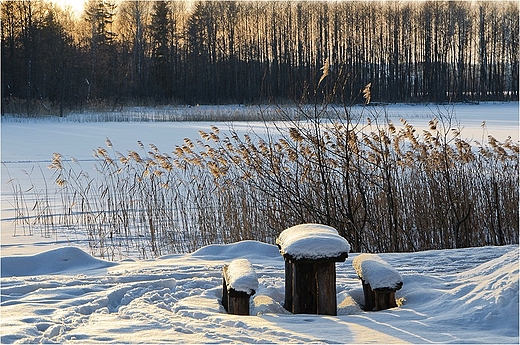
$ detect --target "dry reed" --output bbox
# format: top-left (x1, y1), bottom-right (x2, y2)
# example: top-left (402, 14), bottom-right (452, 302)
top-left (6, 88), bottom-right (518, 259)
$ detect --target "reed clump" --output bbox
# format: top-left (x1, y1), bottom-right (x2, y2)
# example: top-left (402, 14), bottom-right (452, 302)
top-left (6, 88), bottom-right (518, 258)
top-left (180, 107), bottom-right (518, 253)
top-left (8, 109), bottom-right (518, 259)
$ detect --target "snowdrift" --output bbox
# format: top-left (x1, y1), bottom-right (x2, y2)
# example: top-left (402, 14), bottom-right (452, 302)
top-left (1, 242), bottom-right (518, 344)
top-left (1, 247), bottom-right (116, 277)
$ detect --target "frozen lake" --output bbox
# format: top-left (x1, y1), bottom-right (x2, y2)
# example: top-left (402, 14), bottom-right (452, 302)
top-left (2, 102), bottom-right (518, 163)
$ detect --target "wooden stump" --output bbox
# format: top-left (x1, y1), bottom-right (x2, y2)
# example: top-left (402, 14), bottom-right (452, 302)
top-left (276, 223), bottom-right (350, 316)
top-left (222, 273), bottom-right (229, 311)
top-left (374, 288), bottom-right (398, 311)
top-left (222, 265), bottom-right (255, 315)
top-left (283, 258), bottom-right (343, 315)
top-left (353, 253), bottom-right (403, 312)
top-left (361, 279), bottom-right (398, 311)
top-left (361, 279), bottom-right (376, 312)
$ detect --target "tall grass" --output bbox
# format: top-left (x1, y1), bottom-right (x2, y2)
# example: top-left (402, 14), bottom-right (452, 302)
top-left (5, 84), bottom-right (518, 259)
top-left (181, 106), bottom-right (518, 253)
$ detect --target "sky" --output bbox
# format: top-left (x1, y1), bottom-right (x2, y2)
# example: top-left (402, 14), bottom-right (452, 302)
top-left (52, 0), bottom-right (85, 16)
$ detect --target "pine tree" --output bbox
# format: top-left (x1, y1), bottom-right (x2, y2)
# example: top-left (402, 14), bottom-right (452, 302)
top-left (149, 0), bottom-right (171, 100)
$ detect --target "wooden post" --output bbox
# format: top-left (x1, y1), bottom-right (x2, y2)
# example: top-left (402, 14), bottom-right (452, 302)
top-left (373, 288), bottom-right (398, 310)
top-left (352, 253), bottom-right (403, 312)
top-left (361, 279), bottom-right (375, 311)
top-left (316, 261), bottom-right (337, 315)
top-left (222, 268), bottom-right (229, 312)
top-left (227, 290), bottom-right (252, 315)
top-left (361, 280), bottom-right (398, 311)
top-left (222, 264), bottom-right (255, 315)
top-left (292, 261), bottom-right (317, 314)
top-left (277, 224), bottom-right (350, 316)
top-left (283, 258), bottom-right (343, 315)
top-left (284, 261), bottom-right (293, 313)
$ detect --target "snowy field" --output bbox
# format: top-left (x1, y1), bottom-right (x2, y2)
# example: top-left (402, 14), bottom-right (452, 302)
top-left (1, 242), bottom-right (518, 343)
top-left (1, 102), bottom-right (519, 343)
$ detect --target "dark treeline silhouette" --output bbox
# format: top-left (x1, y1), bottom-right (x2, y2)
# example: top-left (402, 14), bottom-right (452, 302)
top-left (1, 0), bottom-right (518, 113)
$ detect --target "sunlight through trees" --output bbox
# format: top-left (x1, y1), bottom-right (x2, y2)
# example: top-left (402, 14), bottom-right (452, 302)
top-left (2, 1), bottom-right (518, 114)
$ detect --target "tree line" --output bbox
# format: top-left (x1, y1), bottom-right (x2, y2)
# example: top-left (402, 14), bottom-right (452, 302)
top-left (1, 0), bottom-right (518, 114)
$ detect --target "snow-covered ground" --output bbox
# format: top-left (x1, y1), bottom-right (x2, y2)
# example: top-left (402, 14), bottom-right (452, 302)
top-left (1, 102), bottom-right (519, 343)
top-left (1, 242), bottom-right (518, 343)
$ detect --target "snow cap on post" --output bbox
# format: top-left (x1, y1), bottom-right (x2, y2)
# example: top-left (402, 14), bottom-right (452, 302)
top-left (276, 223), bottom-right (350, 261)
top-left (225, 258), bottom-right (259, 295)
top-left (352, 253), bottom-right (403, 290)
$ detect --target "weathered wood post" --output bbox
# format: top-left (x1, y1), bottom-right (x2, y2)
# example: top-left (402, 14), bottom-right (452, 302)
top-left (352, 253), bottom-right (403, 311)
top-left (222, 258), bottom-right (258, 315)
top-left (276, 224), bottom-right (350, 315)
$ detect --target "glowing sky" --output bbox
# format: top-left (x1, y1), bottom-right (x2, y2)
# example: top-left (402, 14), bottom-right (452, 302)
top-left (52, 0), bottom-right (85, 17)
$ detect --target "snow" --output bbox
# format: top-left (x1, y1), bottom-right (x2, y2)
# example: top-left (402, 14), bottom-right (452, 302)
top-left (1, 103), bottom-right (519, 343)
top-left (1, 243), bottom-right (518, 343)
top-left (276, 223), bottom-right (351, 260)
top-left (0, 247), bottom-right (116, 277)
top-left (352, 253), bottom-right (404, 290)
top-left (224, 258), bottom-right (259, 295)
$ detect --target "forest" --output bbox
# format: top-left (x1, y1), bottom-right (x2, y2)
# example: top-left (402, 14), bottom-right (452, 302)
top-left (1, 0), bottom-right (519, 114)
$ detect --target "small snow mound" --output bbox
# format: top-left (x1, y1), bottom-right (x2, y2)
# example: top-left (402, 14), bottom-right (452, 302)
top-left (352, 253), bottom-right (403, 290)
top-left (1, 246), bottom-right (116, 277)
top-left (225, 259), bottom-right (259, 294)
top-left (251, 295), bottom-right (289, 315)
top-left (190, 240), bottom-right (280, 260)
top-left (337, 294), bottom-right (363, 315)
top-left (276, 223), bottom-right (350, 260)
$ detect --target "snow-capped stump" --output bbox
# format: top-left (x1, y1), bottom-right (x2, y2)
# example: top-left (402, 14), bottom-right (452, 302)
top-left (277, 223), bottom-right (351, 261)
top-left (352, 253), bottom-right (404, 311)
top-left (222, 258), bottom-right (258, 315)
top-left (276, 223), bottom-right (350, 315)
